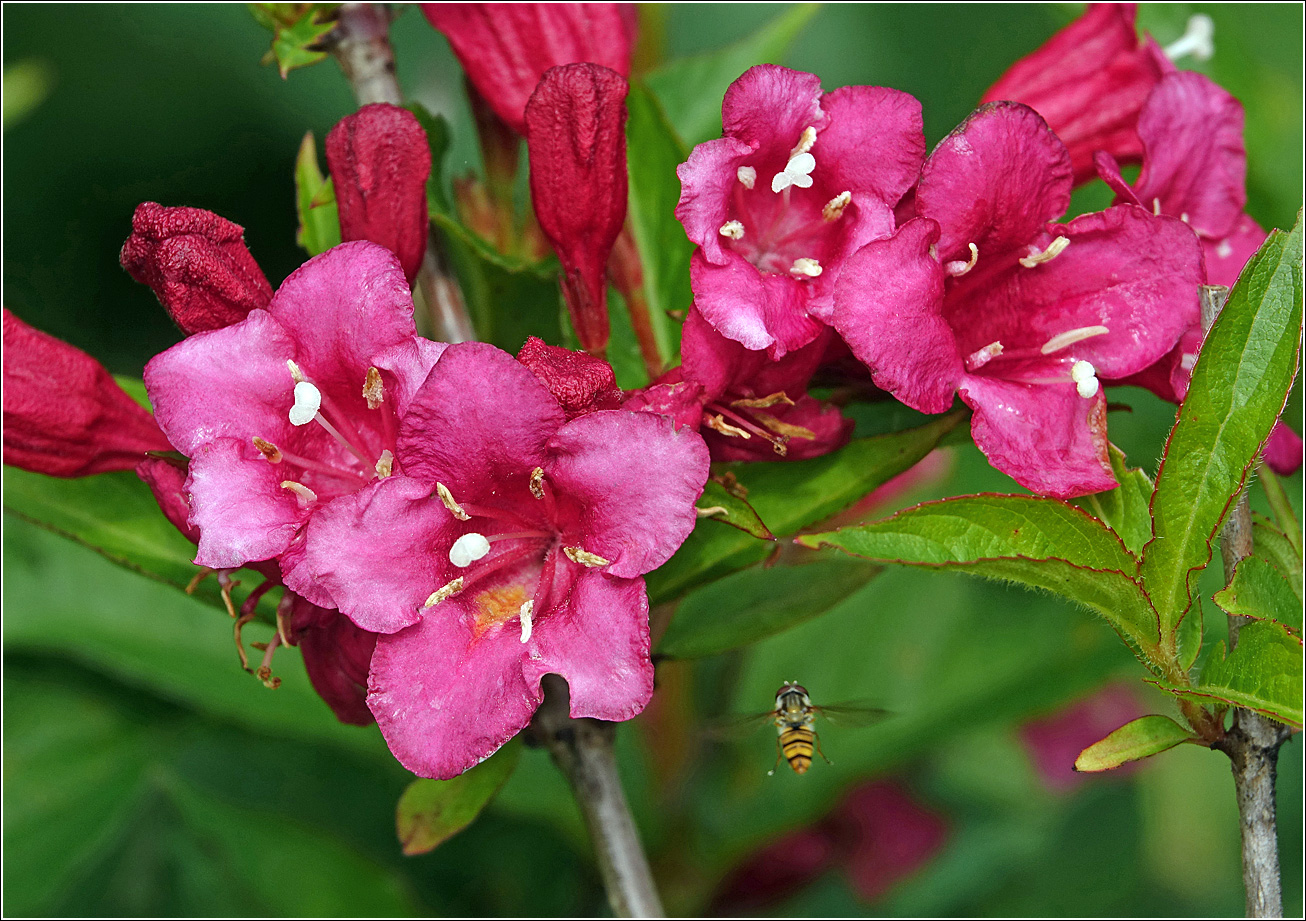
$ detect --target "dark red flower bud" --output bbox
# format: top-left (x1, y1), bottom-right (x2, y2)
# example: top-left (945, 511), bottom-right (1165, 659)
top-left (422, 3), bottom-right (635, 135)
top-left (120, 202), bottom-right (273, 334)
top-left (290, 597), bottom-right (378, 727)
top-left (325, 103), bottom-right (432, 285)
top-left (526, 64), bottom-right (629, 354)
top-left (517, 336), bottom-right (623, 419)
top-left (982, 3), bottom-right (1171, 182)
top-left (3, 309), bottom-right (172, 477)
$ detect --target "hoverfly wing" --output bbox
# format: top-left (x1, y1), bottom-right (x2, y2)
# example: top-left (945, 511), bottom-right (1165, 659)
top-left (811, 702), bottom-right (890, 728)
top-left (701, 710), bottom-right (776, 741)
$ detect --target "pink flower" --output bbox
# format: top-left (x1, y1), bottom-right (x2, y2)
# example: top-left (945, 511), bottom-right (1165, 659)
top-left (142, 241), bottom-right (445, 605)
top-left (525, 64), bottom-right (630, 354)
top-left (1092, 73), bottom-right (1302, 475)
top-left (421, 3), bottom-right (635, 135)
top-left (289, 596), bottom-right (379, 727)
top-left (624, 306), bottom-right (851, 461)
top-left (299, 342), bottom-right (709, 778)
top-left (677, 65), bottom-right (925, 357)
top-left (326, 104), bottom-right (432, 285)
top-left (3, 308), bottom-right (173, 476)
top-left (831, 103), bottom-right (1203, 498)
top-left (119, 202), bottom-right (273, 334)
top-left (1019, 684), bottom-right (1147, 791)
top-left (981, 3), bottom-right (1172, 183)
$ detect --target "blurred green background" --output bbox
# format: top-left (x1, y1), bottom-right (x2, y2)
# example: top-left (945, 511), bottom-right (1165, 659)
top-left (4, 3), bottom-right (1302, 916)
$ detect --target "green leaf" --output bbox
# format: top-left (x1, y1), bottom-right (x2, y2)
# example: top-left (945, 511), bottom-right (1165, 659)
top-left (294, 130), bottom-right (340, 256)
top-left (647, 409), bottom-right (965, 604)
top-left (1073, 715), bottom-right (1196, 772)
top-left (1251, 511), bottom-right (1304, 602)
top-left (1159, 620), bottom-right (1304, 728)
top-left (645, 4), bottom-right (820, 147)
top-left (3, 58), bottom-right (55, 129)
top-left (1074, 445), bottom-right (1154, 557)
top-left (1213, 555), bottom-right (1303, 633)
top-left (257, 5), bottom-right (338, 78)
top-left (694, 477), bottom-right (774, 540)
top-left (656, 558), bottom-right (880, 659)
top-left (2, 467), bottom-right (272, 620)
top-left (797, 495), bottom-right (1162, 655)
top-left (624, 82), bottom-right (692, 367)
top-left (396, 741), bottom-right (521, 856)
top-left (1141, 220), bottom-right (1305, 642)
top-left (408, 102), bottom-right (453, 214)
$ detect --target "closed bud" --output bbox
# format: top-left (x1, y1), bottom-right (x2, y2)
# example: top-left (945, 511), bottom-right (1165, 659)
top-left (517, 336), bottom-right (623, 419)
top-left (3, 309), bottom-right (173, 477)
top-left (525, 64), bottom-right (629, 354)
top-left (326, 103), bottom-right (432, 285)
top-left (120, 202), bottom-right (273, 334)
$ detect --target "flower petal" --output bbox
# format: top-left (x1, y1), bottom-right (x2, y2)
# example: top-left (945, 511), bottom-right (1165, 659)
top-left (368, 596), bottom-right (541, 779)
top-left (545, 410), bottom-right (709, 578)
top-left (721, 65), bottom-right (826, 159)
top-left (675, 135), bottom-right (757, 262)
top-left (186, 437), bottom-right (305, 568)
top-left (818, 85), bottom-right (925, 209)
top-left (915, 102), bottom-right (1072, 264)
top-left (521, 571), bottom-right (653, 722)
top-left (831, 219), bottom-right (960, 414)
top-left (690, 249), bottom-right (826, 358)
top-left (293, 598), bottom-right (378, 727)
top-left (960, 375), bottom-right (1115, 498)
top-left (1264, 422), bottom-right (1303, 477)
top-left (398, 342), bottom-right (566, 497)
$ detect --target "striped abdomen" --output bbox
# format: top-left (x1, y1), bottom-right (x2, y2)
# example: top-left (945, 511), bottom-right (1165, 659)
top-left (780, 726), bottom-right (816, 774)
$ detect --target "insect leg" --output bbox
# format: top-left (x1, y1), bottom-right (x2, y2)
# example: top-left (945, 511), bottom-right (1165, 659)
top-left (814, 730), bottom-right (832, 765)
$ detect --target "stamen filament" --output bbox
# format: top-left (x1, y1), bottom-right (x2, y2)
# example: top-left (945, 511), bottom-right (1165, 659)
top-left (313, 414), bottom-right (374, 470)
top-left (269, 444), bottom-right (370, 485)
top-left (1040, 325), bottom-right (1110, 355)
top-left (488, 530), bottom-right (553, 543)
top-left (317, 390), bottom-right (373, 461)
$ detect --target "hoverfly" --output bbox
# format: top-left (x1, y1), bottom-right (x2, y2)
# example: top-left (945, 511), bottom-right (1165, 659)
top-left (714, 681), bottom-right (888, 775)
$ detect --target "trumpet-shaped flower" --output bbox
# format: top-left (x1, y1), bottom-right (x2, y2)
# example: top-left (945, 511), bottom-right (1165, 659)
top-left (300, 343), bottom-right (709, 778)
top-left (676, 65), bottom-right (925, 357)
top-left (832, 103), bottom-right (1203, 498)
top-left (143, 241), bottom-right (445, 605)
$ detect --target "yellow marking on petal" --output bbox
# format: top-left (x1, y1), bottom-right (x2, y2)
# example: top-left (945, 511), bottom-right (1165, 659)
top-left (253, 436), bottom-right (282, 463)
top-left (472, 583), bottom-right (531, 639)
top-left (1019, 236), bottom-right (1070, 268)
top-left (1040, 325), bottom-right (1110, 355)
top-left (564, 546), bottom-right (611, 568)
top-left (436, 482), bottom-right (470, 520)
top-left (363, 367), bottom-right (384, 409)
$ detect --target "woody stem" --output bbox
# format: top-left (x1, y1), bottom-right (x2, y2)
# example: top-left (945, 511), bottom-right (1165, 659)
top-left (1200, 284), bottom-right (1290, 919)
top-left (327, 2), bottom-right (475, 344)
top-left (530, 674), bottom-right (664, 917)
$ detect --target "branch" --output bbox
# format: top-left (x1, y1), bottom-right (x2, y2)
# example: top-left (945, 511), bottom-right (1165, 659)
top-left (1202, 284), bottom-right (1292, 918)
top-left (529, 674), bottom-right (664, 917)
top-left (327, 3), bottom-right (475, 343)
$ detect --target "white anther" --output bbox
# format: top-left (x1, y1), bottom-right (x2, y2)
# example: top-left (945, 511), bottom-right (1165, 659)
top-left (1070, 360), bottom-right (1100, 398)
top-left (1164, 14), bottom-right (1214, 62)
top-left (737, 166), bottom-right (757, 189)
top-left (436, 482), bottom-right (470, 520)
top-left (945, 242), bottom-right (980, 277)
top-left (286, 359), bottom-right (305, 383)
top-left (1180, 212), bottom-right (1190, 224)
top-left (288, 381), bottom-right (322, 426)
top-left (719, 220), bottom-right (745, 240)
top-left (1041, 325), bottom-right (1110, 355)
top-left (1153, 198), bottom-right (1163, 216)
top-left (375, 449), bottom-right (394, 479)
top-left (1216, 240), bottom-right (1234, 259)
top-left (771, 152), bottom-right (816, 193)
top-left (519, 600), bottom-right (534, 643)
top-left (964, 340), bottom-right (1004, 372)
top-left (280, 480), bottom-right (318, 506)
top-left (424, 577), bottom-right (465, 608)
top-left (449, 532), bottom-right (490, 568)
top-left (822, 191), bottom-right (851, 222)
top-left (1019, 236), bottom-right (1070, 268)
top-left (790, 126), bottom-right (817, 159)
top-left (789, 257), bottom-right (823, 278)
top-left (1180, 352), bottom-right (1199, 371)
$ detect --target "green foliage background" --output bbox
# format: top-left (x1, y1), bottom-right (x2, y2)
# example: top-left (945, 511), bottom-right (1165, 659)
top-left (3, 3), bottom-right (1302, 916)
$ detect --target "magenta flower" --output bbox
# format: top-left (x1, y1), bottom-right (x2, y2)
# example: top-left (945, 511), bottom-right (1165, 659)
top-left (624, 306), bottom-right (851, 461)
top-left (142, 241), bottom-right (445, 605)
top-left (1019, 684), bottom-right (1146, 791)
top-left (1092, 72), bottom-right (1302, 475)
top-left (3, 308), bottom-right (173, 477)
top-left (421, 3), bottom-right (635, 135)
top-left (831, 103), bottom-right (1203, 498)
top-left (299, 342), bottom-right (709, 778)
top-left (525, 63), bottom-right (630, 354)
top-left (981, 3), bottom-right (1172, 183)
top-left (677, 65), bottom-right (925, 357)
top-left (326, 103), bottom-right (432, 285)
top-left (120, 202), bottom-right (273, 334)
top-left (289, 596), bottom-right (379, 727)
